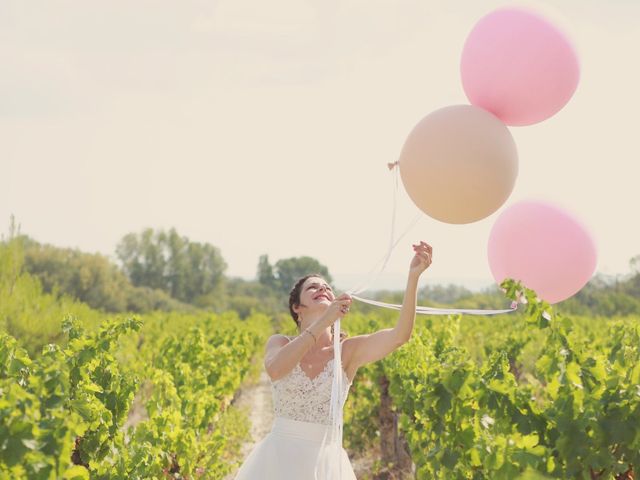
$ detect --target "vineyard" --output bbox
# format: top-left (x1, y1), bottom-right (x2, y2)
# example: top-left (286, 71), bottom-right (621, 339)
top-left (2, 237), bottom-right (640, 479)
top-left (1, 236), bottom-right (273, 479)
top-left (1, 309), bottom-right (271, 479)
top-left (344, 283), bottom-right (640, 479)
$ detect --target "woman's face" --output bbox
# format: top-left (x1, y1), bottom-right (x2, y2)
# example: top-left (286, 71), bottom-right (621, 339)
top-left (297, 277), bottom-right (335, 313)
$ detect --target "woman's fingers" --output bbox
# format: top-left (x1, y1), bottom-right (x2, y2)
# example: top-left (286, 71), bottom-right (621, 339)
top-left (413, 249), bottom-right (431, 259)
top-left (413, 241), bottom-right (433, 265)
top-left (409, 240), bottom-right (433, 271)
top-left (416, 253), bottom-right (430, 264)
top-left (413, 242), bottom-right (433, 255)
top-left (331, 295), bottom-right (352, 317)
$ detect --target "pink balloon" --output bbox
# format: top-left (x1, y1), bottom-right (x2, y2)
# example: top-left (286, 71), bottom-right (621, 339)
top-left (488, 200), bottom-right (597, 304)
top-left (461, 8), bottom-right (580, 126)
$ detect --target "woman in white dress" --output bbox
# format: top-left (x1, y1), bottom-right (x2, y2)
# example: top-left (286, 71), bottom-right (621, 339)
top-left (234, 241), bottom-right (433, 479)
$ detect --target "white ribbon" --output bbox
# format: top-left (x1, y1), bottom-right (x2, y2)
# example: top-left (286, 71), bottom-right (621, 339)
top-left (351, 294), bottom-right (519, 315)
top-left (315, 316), bottom-right (345, 480)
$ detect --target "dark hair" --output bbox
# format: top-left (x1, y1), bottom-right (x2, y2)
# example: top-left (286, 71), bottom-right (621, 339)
top-left (288, 274), bottom-right (347, 341)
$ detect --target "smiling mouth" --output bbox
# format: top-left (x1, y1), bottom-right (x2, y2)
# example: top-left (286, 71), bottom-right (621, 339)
top-left (314, 294), bottom-right (331, 301)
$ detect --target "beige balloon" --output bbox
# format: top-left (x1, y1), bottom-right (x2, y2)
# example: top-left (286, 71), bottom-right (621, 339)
top-left (398, 104), bottom-right (518, 224)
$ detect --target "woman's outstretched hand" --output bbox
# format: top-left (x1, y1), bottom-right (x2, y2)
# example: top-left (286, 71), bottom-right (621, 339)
top-left (409, 241), bottom-right (433, 278)
top-left (323, 293), bottom-right (352, 325)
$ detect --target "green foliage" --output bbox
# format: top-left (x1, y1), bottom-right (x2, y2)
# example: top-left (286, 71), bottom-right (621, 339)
top-left (219, 277), bottom-right (285, 318)
top-left (4, 214), bottom-right (640, 478)
top-left (117, 313), bottom-right (270, 479)
top-left (23, 240), bottom-right (133, 312)
top-left (558, 272), bottom-right (640, 317)
top-left (116, 227), bottom-right (227, 305)
top-left (257, 254), bottom-right (277, 289)
top-left (22, 238), bottom-right (194, 313)
top-left (346, 279), bottom-right (640, 479)
top-left (4, 231), bottom-right (195, 316)
top-left (0, 315), bottom-right (141, 480)
top-left (0, 221), bottom-right (273, 479)
top-left (0, 233), bottom-right (107, 356)
top-left (0, 310), bottom-right (272, 479)
top-left (257, 254), bottom-right (333, 294)
top-left (419, 283), bottom-right (475, 304)
top-left (342, 313), bottom-right (393, 454)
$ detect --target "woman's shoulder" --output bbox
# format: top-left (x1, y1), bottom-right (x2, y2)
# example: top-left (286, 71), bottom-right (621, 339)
top-left (264, 334), bottom-right (292, 359)
top-left (266, 333), bottom-right (293, 345)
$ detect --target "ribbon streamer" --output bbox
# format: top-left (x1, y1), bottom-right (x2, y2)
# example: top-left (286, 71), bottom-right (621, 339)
top-left (352, 294), bottom-right (519, 315)
top-left (315, 317), bottom-right (345, 480)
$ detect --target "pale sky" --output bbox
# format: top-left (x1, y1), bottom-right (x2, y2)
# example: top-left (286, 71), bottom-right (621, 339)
top-left (2, 0), bottom-right (639, 292)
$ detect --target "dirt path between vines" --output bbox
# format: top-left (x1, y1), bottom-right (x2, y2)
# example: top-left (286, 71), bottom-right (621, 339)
top-left (224, 370), bottom-right (274, 479)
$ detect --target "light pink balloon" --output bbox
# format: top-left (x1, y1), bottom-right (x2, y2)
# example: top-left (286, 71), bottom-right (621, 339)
top-left (461, 8), bottom-right (580, 126)
top-left (488, 200), bottom-right (597, 304)
top-left (398, 105), bottom-right (518, 224)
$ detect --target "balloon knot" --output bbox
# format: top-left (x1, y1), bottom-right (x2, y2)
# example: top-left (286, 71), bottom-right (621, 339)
top-left (387, 161), bottom-right (399, 171)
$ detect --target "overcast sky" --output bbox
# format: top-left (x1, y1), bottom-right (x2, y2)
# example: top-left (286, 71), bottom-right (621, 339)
top-left (2, 0), bottom-right (639, 292)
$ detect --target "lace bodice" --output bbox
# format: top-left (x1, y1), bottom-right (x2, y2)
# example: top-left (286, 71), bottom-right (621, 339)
top-left (269, 357), bottom-right (353, 426)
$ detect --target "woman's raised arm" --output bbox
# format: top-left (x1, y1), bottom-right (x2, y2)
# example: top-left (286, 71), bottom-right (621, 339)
top-left (345, 241), bottom-right (432, 370)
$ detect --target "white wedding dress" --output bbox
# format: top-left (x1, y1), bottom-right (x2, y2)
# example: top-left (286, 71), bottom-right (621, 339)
top-left (234, 341), bottom-right (357, 479)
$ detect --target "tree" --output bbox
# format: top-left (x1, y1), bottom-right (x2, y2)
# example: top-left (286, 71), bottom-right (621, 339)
top-left (624, 254), bottom-right (640, 297)
top-left (22, 240), bottom-right (131, 312)
top-left (273, 256), bottom-right (332, 294)
top-left (115, 229), bottom-right (166, 290)
top-left (257, 254), bottom-right (277, 289)
top-left (115, 227), bottom-right (227, 304)
top-left (256, 254), bottom-right (332, 294)
top-left (418, 283), bottom-right (473, 304)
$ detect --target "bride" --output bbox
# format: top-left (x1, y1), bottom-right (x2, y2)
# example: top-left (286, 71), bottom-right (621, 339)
top-left (234, 241), bottom-right (433, 479)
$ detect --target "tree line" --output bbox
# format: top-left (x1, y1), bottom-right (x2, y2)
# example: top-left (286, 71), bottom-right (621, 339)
top-left (2, 217), bottom-right (332, 317)
top-left (3, 216), bottom-right (640, 318)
